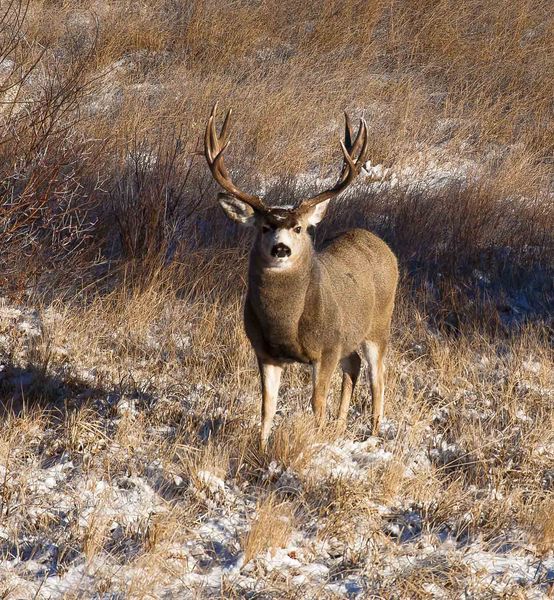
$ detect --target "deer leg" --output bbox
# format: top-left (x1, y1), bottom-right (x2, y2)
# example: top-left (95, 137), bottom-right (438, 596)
top-left (362, 340), bottom-right (387, 435)
top-left (311, 351), bottom-right (340, 427)
top-left (337, 352), bottom-right (362, 431)
top-left (259, 359), bottom-right (283, 452)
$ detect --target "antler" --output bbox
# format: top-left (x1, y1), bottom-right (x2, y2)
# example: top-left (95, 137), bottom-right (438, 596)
top-left (298, 113), bottom-right (369, 210)
top-left (204, 103), bottom-right (266, 211)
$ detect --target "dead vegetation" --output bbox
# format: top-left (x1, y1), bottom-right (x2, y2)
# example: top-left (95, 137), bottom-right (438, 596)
top-left (0, 0), bottom-right (553, 597)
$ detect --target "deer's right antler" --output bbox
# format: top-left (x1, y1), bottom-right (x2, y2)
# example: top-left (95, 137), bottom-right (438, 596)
top-left (204, 103), bottom-right (266, 211)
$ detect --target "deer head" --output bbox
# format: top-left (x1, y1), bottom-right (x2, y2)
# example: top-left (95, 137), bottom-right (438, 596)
top-left (204, 104), bottom-right (369, 268)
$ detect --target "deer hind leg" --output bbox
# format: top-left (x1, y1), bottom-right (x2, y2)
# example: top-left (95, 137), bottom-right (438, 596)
top-left (337, 352), bottom-right (362, 431)
top-left (259, 359), bottom-right (283, 452)
top-left (362, 340), bottom-right (387, 435)
top-left (311, 351), bottom-right (340, 428)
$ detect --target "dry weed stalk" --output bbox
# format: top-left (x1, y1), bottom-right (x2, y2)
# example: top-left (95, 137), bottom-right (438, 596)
top-left (242, 494), bottom-right (296, 564)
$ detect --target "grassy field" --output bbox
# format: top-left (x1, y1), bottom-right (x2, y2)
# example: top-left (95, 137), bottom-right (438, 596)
top-left (0, 0), bottom-right (553, 597)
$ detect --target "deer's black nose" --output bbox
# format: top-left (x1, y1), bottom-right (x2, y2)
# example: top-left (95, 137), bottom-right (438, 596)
top-left (271, 243), bottom-right (291, 258)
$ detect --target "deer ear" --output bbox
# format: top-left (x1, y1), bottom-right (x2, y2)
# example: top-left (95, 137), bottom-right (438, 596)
top-left (218, 193), bottom-right (257, 226)
top-left (304, 200), bottom-right (330, 226)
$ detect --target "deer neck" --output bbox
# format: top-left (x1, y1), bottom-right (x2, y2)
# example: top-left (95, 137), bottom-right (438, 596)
top-left (248, 247), bottom-right (315, 330)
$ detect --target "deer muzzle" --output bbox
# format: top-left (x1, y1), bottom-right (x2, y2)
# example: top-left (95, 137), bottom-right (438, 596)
top-left (271, 243), bottom-right (291, 258)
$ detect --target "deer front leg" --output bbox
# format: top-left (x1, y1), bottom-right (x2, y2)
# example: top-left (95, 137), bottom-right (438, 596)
top-left (311, 351), bottom-right (340, 427)
top-left (258, 359), bottom-right (283, 452)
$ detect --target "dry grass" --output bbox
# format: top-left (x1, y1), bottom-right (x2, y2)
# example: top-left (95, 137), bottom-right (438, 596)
top-left (1, 278), bottom-right (553, 595)
top-left (531, 498), bottom-right (554, 555)
top-left (0, 0), bottom-right (551, 308)
top-left (242, 494), bottom-right (296, 565)
top-left (0, 0), bottom-right (552, 597)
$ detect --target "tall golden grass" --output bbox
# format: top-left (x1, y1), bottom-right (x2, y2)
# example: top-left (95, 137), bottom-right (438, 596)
top-left (0, 0), bottom-right (550, 296)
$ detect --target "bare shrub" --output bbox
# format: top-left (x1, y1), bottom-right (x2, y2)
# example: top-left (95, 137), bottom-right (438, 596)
top-left (107, 130), bottom-right (208, 278)
top-left (0, 6), bottom-right (106, 298)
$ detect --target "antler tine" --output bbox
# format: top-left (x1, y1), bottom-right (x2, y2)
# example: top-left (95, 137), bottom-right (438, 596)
top-left (343, 112), bottom-right (366, 158)
top-left (299, 114), bottom-right (369, 210)
top-left (220, 108), bottom-right (232, 145)
top-left (344, 112), bottom-right (354, 150)
top-left (204, 104), bottom-right (266, 210)
top-left (339, 139), bottom-right (359, 181)
top-left (350, 117), bottom-right (367, 159)
top-left (208, 106), bottom-right (232, 179)
top-left (337, 115), bottom-right (367, 185)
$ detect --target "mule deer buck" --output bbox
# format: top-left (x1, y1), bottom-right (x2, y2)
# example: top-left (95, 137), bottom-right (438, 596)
top-left (205, 104), bottom-right (398, 450)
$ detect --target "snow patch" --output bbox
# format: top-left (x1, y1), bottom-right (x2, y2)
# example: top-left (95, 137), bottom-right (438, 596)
top-left (306, 438), bottom-right (392, 480)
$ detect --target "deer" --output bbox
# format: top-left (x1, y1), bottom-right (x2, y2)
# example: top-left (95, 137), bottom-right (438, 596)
top-left (204, 104), bottom-right (398, 451)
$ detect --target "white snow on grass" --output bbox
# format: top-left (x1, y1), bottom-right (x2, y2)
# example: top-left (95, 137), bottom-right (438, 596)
top-left (305, 437), bottom-right (392, 480)
top-left (77, 476), bottom-right (167, 530)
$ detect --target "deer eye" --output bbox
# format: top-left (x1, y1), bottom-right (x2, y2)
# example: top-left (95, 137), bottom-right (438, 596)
top-left (294, 226), bottom-right (302, 233)
top-left (262, 225), bottom-right (271, 233)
